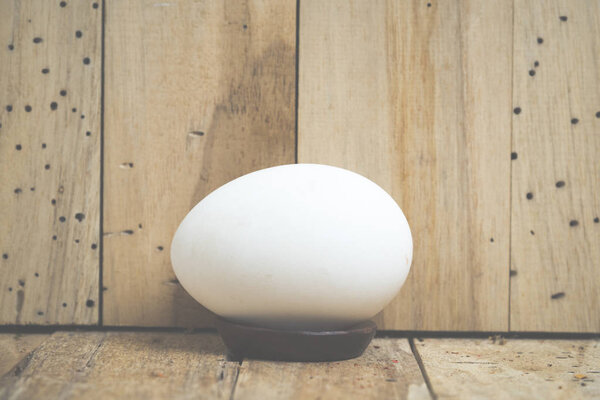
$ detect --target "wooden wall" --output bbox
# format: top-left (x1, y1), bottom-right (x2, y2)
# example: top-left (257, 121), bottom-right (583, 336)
top-left (0, 0), bottom-right (598, 332)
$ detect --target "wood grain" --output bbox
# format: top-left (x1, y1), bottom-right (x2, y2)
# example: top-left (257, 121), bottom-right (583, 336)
top-left (233, 338), bottom-right (430, 399)
top-left (0, 332), bottom-right (238, 400)
top-left (0, 334), bottom-right (47, 376)
top-left (298, 0), bottom-right (512, 330)
top-left (0, 0), bottom-right (101, 324)
top-left (415, 338), bottom-right (600, 399)
top-left (103, 0), bottom-right (296, 327)
top-left (510, 0), bottom-right (600, 332)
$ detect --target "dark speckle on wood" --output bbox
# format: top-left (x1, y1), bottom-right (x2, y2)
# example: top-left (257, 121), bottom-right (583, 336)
top-left (513, 107), bottom-right (521, 115)
top-left (530, 230), bottom-right (535, 235)
top-left (594, 217), bottom-right (599, 223)
top-left (24, 105), bottom-right (32, 112)
top-left (2, 253), bottom-right (7, 259)
top-left (14, 188), bottom-right (22, 194)
top-left (537, 37), bottom-right (543, 44)
top-left (50, 102), bottom-right (58, 110)
top-left (559, 16), bottom-right (568, 21)
top-left (92, 2), bottom-right (98, 9)
top-left (157, 246), bottom-right (164, 251)
top-left (91, 243), bottom-right (98, 249)
top-left (529, 69), bottom-right (536, 77)
top-left (60, 90), bottom-right (67, 96)
top-left (59, 216), bottom-right (66, 223)
top-left (510, 270), bottom-right (517, 277)
top-left (33, 37), bottom-right (43, 43)
top-left (571, 118), bottom-right (579, 125)
top-left (83, 57), bottom-right (91, 65)
top-left (16, 144), bottom-right (22, 150)
top-left (6, 105), bottom-right (12, 112)
top-left (86, 299), bottom-right (95, 307)
top-left (551, 292), bottom-right (566, 299)
top-left (76, 30), bottom-right (82, 38)
top-left (188, 131), bottom-right (205, 137)
top-left (511, 152), bottom-right (518, 160)
top-left (526, 192), bottom-right (533, 200)
top-left (75, 213), bottom-right (85, 222)
top-left (42, 68), bottom-right (50, 74)
top-left (569, 220), bottom-right (579, 227)
top-left (555, 181), bottom-right (565, 188)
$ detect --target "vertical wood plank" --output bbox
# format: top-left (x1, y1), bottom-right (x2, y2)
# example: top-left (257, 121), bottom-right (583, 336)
top-left (233, 339), bottom-right (430, 399)
top-left (104, 0), bottom-right (296, 326)
top-left (0, 0), bottom-right (101, 324)
top-left (510, 0), bottom-right (600, 332)
top-left (298, 0), bottom-right (512, 330)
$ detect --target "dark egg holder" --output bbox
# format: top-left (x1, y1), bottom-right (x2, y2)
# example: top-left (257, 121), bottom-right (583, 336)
top-left (214, 317), bottom-right (376, 362)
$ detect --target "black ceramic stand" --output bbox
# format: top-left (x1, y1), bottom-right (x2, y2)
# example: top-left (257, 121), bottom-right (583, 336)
top-left (214, 317), bottom-right (376, 362)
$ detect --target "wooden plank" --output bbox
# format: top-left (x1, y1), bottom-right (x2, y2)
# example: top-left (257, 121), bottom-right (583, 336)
top-left (298, 0), bottom-right (512, 330)
top-left (0, 331), bottom-right (106, 399)
top-left (415, 338), bottom-right (600, 399)
top-left (104, 0), bottom-right (296, 327)
top-left (0, 334), bottom-right (47, 376)
top-left (233, 338), bottom-right (430, 399)
top-left (0, 0), bottom-right (101, 324)
top-left (0, 332), bottom-right (238, 399)
top-left (510, 0), bottom-right (600, 332)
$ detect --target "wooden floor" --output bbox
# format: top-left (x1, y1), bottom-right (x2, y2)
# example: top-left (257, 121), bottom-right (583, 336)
top-left (0, 332), bottom-right (598, 399)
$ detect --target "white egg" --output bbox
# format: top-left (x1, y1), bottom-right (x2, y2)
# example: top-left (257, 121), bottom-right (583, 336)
top-left (171, 164), bottom-right (412, 331)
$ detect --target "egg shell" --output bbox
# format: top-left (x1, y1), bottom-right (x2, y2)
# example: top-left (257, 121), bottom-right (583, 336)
top-left (171, 164), bottom-right (412, 331)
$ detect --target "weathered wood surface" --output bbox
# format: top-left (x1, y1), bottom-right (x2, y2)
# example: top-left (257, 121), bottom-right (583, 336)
top-left (298, 0), bottom-right (512, 331)
top-left (0, 332), bottom-right (239, 400)
top-left (0, 334), bottom-right (47, 377)
top-left (234, 338), bottom-right (430, 399)
top-left (3, 333), bottom-right (600, 400)
top-left (415, 338), bottom-right (600, 399)
top-left (0, 0), bottom-right (101, 324)
top-left (103, 0), bottom-right (297, 327)
top-left (510, 0), bottom-right (600, 332)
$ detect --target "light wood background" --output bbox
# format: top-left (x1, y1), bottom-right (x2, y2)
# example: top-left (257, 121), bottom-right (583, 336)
top-left (0, 0), bottom-right (598, 332)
